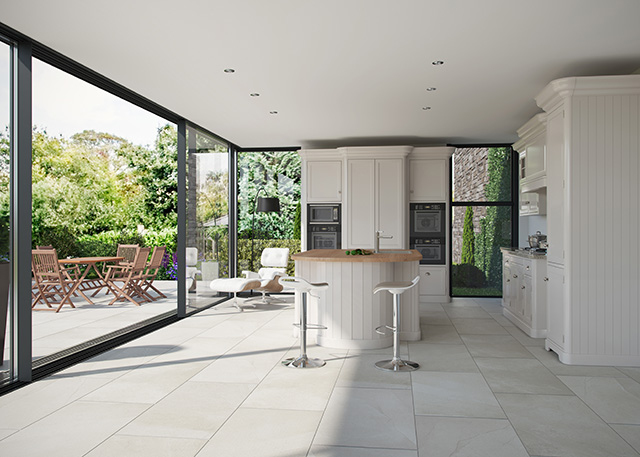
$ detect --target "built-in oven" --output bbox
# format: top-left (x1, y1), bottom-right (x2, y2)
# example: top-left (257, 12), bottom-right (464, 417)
top-left (410, 237), bottom-right (446, 265)
top-left (307, 204), bottom-right (341, 250)
top-left (308, 224), bottom-right (341, 250)
top-left (410, 203), bottom-right (445, 238)
top-left (308, 204), bottom-right (341, 224)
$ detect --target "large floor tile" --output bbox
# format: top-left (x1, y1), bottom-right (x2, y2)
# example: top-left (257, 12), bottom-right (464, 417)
top-left (314, 387), bottom-right (417, 449)
top-left (336, 353), bottom-right (412, 389)
top-left (497, 393), bottom-right (640, 457)
top-left (415, 416), bottom-right (529, 457)
top-left (444, 306), bottom-right (491, 319)
top-left (119, 381), bottom-right (255, 439)
top-left (407, 342), bottom-right (478, 373)
top-left (450, 318), bottom-right (509, 335)
top-left (611, 424), bottom-right (640, 453)
top-left (0, 400), bottom-right (149, 457)
top-left (419, 324), bottom-right (463, 344)
top-left (197, 408), bottom-right (322, 457)
top-left (475, 357), bottom-right (574, 395)
top-left (84, 435), bottom-right (205, 457)
top-left (527, 346), bottom-right (628, 377)
top-left (504, 325), bottom-right (545, 347)
top-left (309, 445), bottom-right (417, 456)
top-left (461, 334), bottom-right (534, 358)
top-left (419, 309), bottom-right (452, 326)
top-left (558, 376), bottom-right (640, 424)
top-left (412, 371), bottom-right (505, 418)
top-left (618, 367), bottom-right (640, 384)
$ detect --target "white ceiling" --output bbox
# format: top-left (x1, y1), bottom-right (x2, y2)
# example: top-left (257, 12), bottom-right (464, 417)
top-left (2, 0), bottom-right (640, 149)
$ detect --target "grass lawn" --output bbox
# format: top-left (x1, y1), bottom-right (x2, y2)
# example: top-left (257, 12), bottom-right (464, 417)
top-left (452, 286), bottom-right (502, 297)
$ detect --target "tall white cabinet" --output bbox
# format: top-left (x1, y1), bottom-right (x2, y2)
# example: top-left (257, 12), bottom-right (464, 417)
top-left (536, 74), bottom-right (640, 366)
top-left (344, 147), bottom-right (410, 250)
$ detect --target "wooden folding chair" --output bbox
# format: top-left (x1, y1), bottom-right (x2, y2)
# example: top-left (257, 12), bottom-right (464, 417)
top-left (31, 249), bottom-right (82, 312)
top-left (104, 247), bottom-right (152, 306)
top-left (140, 246), bottom-right (167, 301)
top-left (95, 243), bottom-right (139, 297)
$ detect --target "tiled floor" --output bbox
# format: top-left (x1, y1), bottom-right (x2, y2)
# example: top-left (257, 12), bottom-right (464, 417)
top-left (1, 296), bottom-right (639, 457)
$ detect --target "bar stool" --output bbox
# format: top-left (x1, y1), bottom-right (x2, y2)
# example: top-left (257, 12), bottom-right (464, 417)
top-left (373, 276), bottom-right (420, 372)
top-left (279, 276), bottom-right (328, 368)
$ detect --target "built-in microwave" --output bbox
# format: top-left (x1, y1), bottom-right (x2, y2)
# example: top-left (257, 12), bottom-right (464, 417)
top-left (308, 204), bottom-right (341, 224)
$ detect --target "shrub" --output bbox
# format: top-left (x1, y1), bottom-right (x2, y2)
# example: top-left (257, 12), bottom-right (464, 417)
top-left (451, 263), bottom-right (486, 288)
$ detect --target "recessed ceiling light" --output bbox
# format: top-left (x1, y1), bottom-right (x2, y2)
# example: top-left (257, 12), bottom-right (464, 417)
top-left (250, 93), bottom-right (260, 97)
top-left (223, 68), bottom-right (235, 73)
top-left (422, 106), bottom-right (432, 110)
top-left (432, 60), bottom-right (444, 66)
top-left (426, 87), bottom-right (437, 91)
top-left (269, 111), bottom-right (278, 115)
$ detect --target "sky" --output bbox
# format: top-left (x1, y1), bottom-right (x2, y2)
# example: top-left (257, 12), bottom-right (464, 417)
top-left (32, 58), bottom-right (169, 147)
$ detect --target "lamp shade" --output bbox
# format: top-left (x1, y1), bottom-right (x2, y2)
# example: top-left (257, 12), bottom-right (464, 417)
top-left (256, 196), bottom-right (280, 213)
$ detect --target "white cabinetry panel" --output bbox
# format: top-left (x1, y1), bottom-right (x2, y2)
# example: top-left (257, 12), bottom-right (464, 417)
top-left (376, 158), bottom-right (404, 249)
top-left (306, 160), bottom-right (342, 202)
top-left (418, 265), bottom-right (447, 302)
top-left (409, 159), bottom-right (447, 202)
top-left (346, 159), bottom-right (375, 248)
top-left (545, 109), bottom-right (565, 266)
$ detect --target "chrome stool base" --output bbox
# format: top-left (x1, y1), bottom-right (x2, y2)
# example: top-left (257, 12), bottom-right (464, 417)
top-left (375, 358), bottom-right (419, 372)
top-left (282, 355), bottom-right (326, 369)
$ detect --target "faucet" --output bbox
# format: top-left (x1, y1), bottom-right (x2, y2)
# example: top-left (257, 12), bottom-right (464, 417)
top-left (375, 230), bottom-right (393, 253)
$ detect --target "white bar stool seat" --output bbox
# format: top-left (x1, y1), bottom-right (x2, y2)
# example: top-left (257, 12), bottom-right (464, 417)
top-left (279, 276), bottom-right (328, 368)
top-left (373, 276), bottom-right (420, 372)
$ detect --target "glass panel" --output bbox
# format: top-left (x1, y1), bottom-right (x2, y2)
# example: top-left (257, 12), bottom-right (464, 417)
top-left (0, 40), bottom-right (11, 384)
top-left (186, 126), bottom-right (229, 312)
top-left (451, 205), bottom-right (512, 296)
top-left (237, 151), bottom-right (301, 276)
top-left (31, 58), bottom-right (177, 364)
top-left (452, 147), bottom-right (512, 202)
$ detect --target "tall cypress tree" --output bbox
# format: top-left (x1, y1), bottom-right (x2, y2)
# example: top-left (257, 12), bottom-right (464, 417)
top-left (461, 206), bottom-right (475, 265)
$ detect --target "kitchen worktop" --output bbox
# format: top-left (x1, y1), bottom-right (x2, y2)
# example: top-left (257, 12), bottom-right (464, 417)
top-left (292, 249), bottom-right (422, 262)
top-left (500, 247), bottom-right (547, 259)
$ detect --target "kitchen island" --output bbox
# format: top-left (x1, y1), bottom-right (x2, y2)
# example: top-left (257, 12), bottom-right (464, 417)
top-left (291, 249), bottom-right (422, 349)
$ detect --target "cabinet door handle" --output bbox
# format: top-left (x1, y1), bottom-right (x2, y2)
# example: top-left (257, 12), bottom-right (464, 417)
top-left (521, 285), bottom-right (526, 289)
top-left (526, 265), bottom-right (530, 270)
top-left (543, 277), bottom-right (549, 282)
top-left (513, 274), bottom-right (518, 278)
top-left (424, 272), bottom-right (431, 276)
top-left (506, 279), bottom-right (510, 282)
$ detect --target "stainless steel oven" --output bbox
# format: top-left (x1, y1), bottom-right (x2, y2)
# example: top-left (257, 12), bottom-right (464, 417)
top-left (410, 203), bottom-right (445, 238)
top-left (410, 238), bottom-right (446, 265)
top-left (308, 224), bottom-right (341, 250)
top-left (308, 204), bottom-right (340, 224)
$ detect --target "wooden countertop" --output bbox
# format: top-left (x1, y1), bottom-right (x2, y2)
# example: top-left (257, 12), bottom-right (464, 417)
top-left (292, 249), bottom-right (422, 263)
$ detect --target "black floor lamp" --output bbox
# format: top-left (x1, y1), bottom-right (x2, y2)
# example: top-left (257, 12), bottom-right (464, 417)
top-left (250, 187), bottom-right (280, 271)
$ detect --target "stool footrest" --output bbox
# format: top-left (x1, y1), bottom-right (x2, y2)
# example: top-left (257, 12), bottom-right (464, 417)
top-left (375, 325), bottom-right (395, 336)
top-left (293, 323), bottom-right (327, 330)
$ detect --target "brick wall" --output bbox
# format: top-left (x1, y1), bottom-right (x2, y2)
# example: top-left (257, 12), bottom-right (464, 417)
top-left (451, 148), bottom-right (489, 264)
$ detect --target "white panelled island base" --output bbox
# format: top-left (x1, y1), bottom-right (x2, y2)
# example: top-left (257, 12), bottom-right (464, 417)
top-left (292, 249), bottom-right (422, 349)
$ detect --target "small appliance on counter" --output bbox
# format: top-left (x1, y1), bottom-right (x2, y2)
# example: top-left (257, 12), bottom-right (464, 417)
top-left (527, 231), bottom-right (547, 249)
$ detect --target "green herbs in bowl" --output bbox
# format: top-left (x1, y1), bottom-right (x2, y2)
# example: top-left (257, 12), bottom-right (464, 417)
top-left (345, 249), bottom-right (372, 256)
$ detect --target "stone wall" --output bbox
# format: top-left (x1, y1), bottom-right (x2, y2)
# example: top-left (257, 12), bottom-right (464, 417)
top-left (451, 148), bottom-right (489, 264)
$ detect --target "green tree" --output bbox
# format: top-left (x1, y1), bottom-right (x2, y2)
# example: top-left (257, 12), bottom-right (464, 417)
top-left (461, 206), bottom-right (475, 264)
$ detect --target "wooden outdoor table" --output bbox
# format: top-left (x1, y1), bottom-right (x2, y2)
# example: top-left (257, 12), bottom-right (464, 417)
top-left (59, 256), bottom-right (124, 305)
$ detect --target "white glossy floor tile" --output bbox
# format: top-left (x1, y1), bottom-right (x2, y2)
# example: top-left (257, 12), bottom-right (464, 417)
top-left (119, 381), bottom-right (255, 439)
top-left (461, 334), bottom-right (535, 358)
top-left (419, 324), bottom-right (464, 344)
top-left (0, 400), bottom-right (149, 457)
top-left (497, 393), bottom-right (640, 457)
top-left (558, 376), bottom-right (640, 424)
top-left (451, 318), bottom-right (510, 335)
top-left (412, 371), bottom-right (505, 418)
top-left (336, 353), bottom-right (412, 389)
top-left (415, 416), bottom-right (529, 457)
top-left (475, 357), bottom-right (574, 395)
top-left (611, 424), bottom-right (640, 453)
top-left (315, 387), bottom-right (417, 449)
top-left (407, 342), bottom-right (479, 372)
top-left (84, 435), bottom-right (206, 457)
top-left (527, 346), bottom-right (628, 377)
top-left (197, 407), bottom-right (322, 457)
top-left (444, 306), bottom-right (492, 319)
top-left (309, 445), bottom-right (417, 456)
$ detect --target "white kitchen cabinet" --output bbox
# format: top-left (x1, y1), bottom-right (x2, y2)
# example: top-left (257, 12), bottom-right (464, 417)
top-left (501, 250), bottom-right (547, 338)
top-left (418, 265), bottom-right (448, 302)
top-left (545, 263), bottom-right (564, 354)
top-left (514, 113), bottom-right (547, 192)
top-left (534, 75), bottom-right (640, 365)
top-left (519, 191), bottom-right (546, 216)
top-left (409, 158), bottom-right (447, 202)
top-left (306, 160), bottom-right (342, 202)
top-left (344, 147), bottom-right (410, 249)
